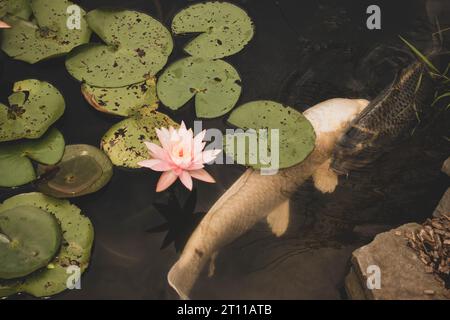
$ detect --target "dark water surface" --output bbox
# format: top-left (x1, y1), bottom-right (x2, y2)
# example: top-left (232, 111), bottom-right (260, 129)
top-left (0, 0), bottom-right (449, 299)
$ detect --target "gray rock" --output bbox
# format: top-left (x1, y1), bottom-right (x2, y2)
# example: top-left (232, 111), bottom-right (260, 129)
top-left (442, 157), bottom-right (450, 177)
top-left (346, 223), bottom-right (450, 300)
top-left (433, 188), bottom-right (450, 218)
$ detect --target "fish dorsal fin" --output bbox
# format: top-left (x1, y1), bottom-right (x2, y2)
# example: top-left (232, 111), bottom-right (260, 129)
top-left (266, 200), bottom-right (290, 237)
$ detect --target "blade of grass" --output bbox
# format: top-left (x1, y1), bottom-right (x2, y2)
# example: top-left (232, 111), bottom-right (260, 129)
top-left (399, 36), bottom-right (439, 74)
top-left (414, 71), bottom-right (423, 94)
top-left (432, 92), bottom-right (450, 106)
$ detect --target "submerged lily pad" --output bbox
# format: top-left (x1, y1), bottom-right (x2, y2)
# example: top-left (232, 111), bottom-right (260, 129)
top-left (226, 101), bottom-right (316, 169)
top-left (1, 0), bottom-right (91, 64)
top-left (66, 9), bottom-right (173, 87)
top-left (157, 57), bottom-right (241, 118)
top-left (172, 2), bottom-right (254, 59)
top-left (101, 108), bottom-right (178, 168)
top-left (81, 79), bottom-right (158, 117)
top-left (0, 205), bottom-right (62, 279)
top-left (37, 144), bottom-right (113, 198)
top-left (0, 79), bottom-right (65, 142)
top-left (0, 0), bottom-right (32, 20)
top-left (0, 192), bottom-right (94, 298)
top-left (0, 128), bottom-right (65, 187)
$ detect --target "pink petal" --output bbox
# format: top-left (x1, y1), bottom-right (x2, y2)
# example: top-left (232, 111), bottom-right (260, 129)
top-left (156, 128), bottom-right (171, 150)
top-left (190, 169), bottom-right (216, 183)
top-left (0, 21), bottom-right (11, 29)
top-left (201, 149), bottom-right (221, 163)
top-left (187, 162), bottom-right (204, 170)
top-left (144, 141), bottom-right (168, 160)
top-left (179, 171), bottom-right (193, 191)
top-left (138, 159), bottom-right (172, 172)
top-left (193, 130), bottom-right (206, 155)
top-left (156, 171), bottom-right (178, 192)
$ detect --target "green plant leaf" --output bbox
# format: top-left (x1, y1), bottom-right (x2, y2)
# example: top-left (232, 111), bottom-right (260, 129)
top-left (0, 0), bottom-right (32, 20)
top-left (0, 128), bottom-right (65, 187)
top-left (37, 144), bottom-right (113, 198)
top-left (157, 57), bottom-right (241, 118)
top-left (1, 0), bottom-right (91, 64)
top-left (0, 205), bottom-right (62, 280)
top-left (81, 79), bottom-right (159, 117)
top-left (226, 101), bottom-right (316, 169)
top-left (101, 108), bottom-right (178, 168)
top-left (399, 36), bottom-right (439, 74)
top-left (0, 79), bottom-right (65, 142)
top-left (0, 192), bottom-right (94, 298)
top-left (172, 2), bottom-right (254, 59)
top-left (66, 9), bottom-right (173, 87)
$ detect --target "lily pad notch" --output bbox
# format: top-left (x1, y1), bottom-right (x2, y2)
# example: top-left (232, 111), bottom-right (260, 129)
top-left (0, 79), bottom-right (65, 142)
top-left (1, 0), bottom-right (91, 63)
top-left (66, 8), bottom-right (173, 88)
top-left (157, 57), bottom-right (242, 118)
top-left (172, 1), bottom-right (255, 59)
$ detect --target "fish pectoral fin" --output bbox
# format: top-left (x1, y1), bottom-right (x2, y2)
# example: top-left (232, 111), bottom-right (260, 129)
top-left (313, 159), bottom-right (338, 193)
top-left (266, 200), bottom-right (290, 237)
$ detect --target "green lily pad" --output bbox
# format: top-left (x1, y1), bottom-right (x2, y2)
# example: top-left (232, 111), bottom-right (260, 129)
top-left (36, 144), bottom-right (113, 198)
top-left (0, 79), bottom-right (65, 142)
top-left (226, 101), bottom-right (316, 169)
top-left (66, 9), bottom-right (173, 88)
top-left (0, 0), bottom-right (32, 19)
top-left (172, 2), bottom-right (254, 59)
top-left (101, 108), bottom-right (178, 168)
top-left (0, 192), bottom-right (94, 298)
top-left (1, 0), bottom-right (91, 64)
top-left (81, 79), bottom-right (159, 117)
top-left (0, 128), bottom-right (65, 187)
top-left (157, 57), bottom-right (241, 118)
top-left (0, 205), bottom-right (62, 280)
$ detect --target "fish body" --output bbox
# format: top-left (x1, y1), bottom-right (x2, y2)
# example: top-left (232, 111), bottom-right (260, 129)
top-left (331, 56), bottom-right (438, 174)
top-left (167, 98), bottom-right (369, 299)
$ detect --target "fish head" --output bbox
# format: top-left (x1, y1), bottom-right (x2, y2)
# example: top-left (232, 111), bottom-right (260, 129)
top-left (303, 98), bottom-right (370, 154)
top-left (330, 123), bottom-right (380, 175)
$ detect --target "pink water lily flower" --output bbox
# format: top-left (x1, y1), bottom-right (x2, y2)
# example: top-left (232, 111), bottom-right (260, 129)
top-left (138, 121), bottom-right (221, 192)
top-left (0, 20), bottom-right (11, 29)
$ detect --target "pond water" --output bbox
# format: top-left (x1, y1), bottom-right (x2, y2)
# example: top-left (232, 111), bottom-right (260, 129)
top-left (0, 0), bottom-right (449, 299)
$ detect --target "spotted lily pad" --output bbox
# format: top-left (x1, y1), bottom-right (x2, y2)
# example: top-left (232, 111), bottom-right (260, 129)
top-left (1, 0), bottom-right (91, 64)
top-left (101, 108), bottom-right (178, 168)
top-left (0, 0), bottom-right (32, 20)
top-left (157, 57), bottom-right (241, 118)
top-left (226, 101), bottom-right (316, 169)
top-left (0, 192), bottom-right (94, 298)
top-left (0, 205), bottom-right (62, 279)
top-left (0, 79), bottom-right (65, 142)
top-left (0, 128), bottom-right (65, 187)
top-left (37, 144), bottom-right (113, 198)
top-left (81, 78), bottom-right (158, 117)
top-left (172, 2), bottom-right (254, 59)
top-left (66, 9), bottom-right (173, 88)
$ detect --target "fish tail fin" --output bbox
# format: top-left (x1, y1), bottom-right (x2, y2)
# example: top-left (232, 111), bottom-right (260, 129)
top-left (168, 250), bottom-right (210, 300)
top-left (167, 260), bottom-right (194, 300)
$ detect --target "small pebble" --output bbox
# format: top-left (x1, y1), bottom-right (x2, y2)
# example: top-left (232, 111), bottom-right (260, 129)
top-left (423, 290), bottom-right (435, 295)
